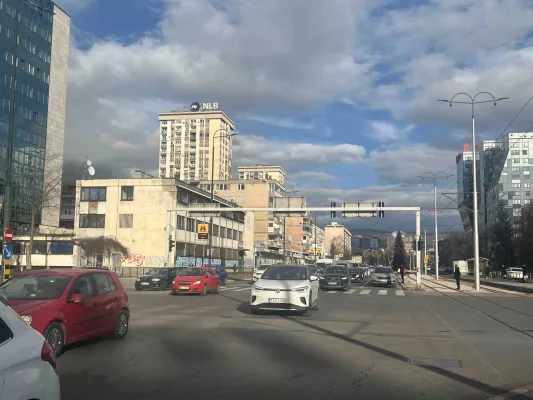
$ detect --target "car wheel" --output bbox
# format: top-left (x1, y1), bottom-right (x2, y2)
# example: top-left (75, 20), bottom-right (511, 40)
top-left (112, 310), bottom-right (129, 340)
top-left (44, 322), bottom-right (65, 358)
top-left (303, 298), bottom-right (312, 317)
top-left (214, 283), bottom-right (220, 294)
top-left (250, 306), bottom-right (260, 315)
top-left (135, 287), bottom-right (142, 291)
top-left (201, 285), bottom-right (207, 296)
top-left (312, 296), bottom-right (320, 311)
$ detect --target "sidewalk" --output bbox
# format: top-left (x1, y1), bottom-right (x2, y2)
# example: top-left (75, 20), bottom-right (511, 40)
top-left (420, 274), bottom-right (483, 293)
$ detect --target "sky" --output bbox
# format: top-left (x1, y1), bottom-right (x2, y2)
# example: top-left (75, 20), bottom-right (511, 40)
top-left (56, 0), bottom-right (533, 233)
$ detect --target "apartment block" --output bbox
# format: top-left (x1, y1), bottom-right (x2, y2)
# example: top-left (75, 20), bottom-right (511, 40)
top-left (158, 107), bottom-right (235, 181)
top-left (238, 164), bottom-right (286, 186)
top-left (324, 222), bottom-right (352, 257)
top-left (75, 178), bottom-right (246, 270)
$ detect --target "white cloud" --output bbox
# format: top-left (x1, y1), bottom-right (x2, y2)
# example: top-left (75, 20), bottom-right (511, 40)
top-left (369, 121), bottom-right (402, 142)
top-left (241, 115), bottom-right (314, 130)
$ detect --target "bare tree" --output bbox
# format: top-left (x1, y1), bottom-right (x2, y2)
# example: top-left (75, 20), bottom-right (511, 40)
top-left (75, 236), bottom-right (130, 268)
top-left (328, 236), bottom-right (344, 257)
top-left (25, 152), bottom-right (64, 270)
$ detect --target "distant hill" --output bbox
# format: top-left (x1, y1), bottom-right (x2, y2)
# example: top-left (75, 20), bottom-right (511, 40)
top-left (349, 228), bottom-right (400, 237)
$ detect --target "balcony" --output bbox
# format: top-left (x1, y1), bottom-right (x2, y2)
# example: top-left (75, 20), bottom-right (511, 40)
top-left (268, 240), bottom-right (282, 249)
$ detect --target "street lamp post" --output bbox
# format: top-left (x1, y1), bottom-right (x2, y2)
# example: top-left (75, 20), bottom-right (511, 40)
top-left (208, 129), bottom-right (237, 267)
top-left (438, 92), bottom-right (509, 291)
top-left (416, 172), bottom-right (453, 280)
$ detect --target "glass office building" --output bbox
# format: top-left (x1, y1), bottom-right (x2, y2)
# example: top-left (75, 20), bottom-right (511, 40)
top-left (0, 0), bottom-right (70, 230)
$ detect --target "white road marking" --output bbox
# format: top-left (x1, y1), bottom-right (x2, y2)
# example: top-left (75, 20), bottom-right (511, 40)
top-left (360, 289), bottom-right (371, 295)
top-left (378, 290), bottom-right (388, 296)
top-left (396, 290), bottom-right (405, 296)
top-left (326, 290), bottom-right (338, 294)
top-left (231, 287), bottom-right (251, 292)
top-left (486, 384), bottom-right (533, 400)
top-left (344, 289), bottom-right (357, 295)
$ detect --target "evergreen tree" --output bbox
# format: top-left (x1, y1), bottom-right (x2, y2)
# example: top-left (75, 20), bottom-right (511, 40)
top-left (489, 202), bottom-right (515, 270)
top-left (392, 230), bottom-right (406, 270)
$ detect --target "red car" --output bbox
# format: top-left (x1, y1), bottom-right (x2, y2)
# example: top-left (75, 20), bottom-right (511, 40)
top-left (0, 268), bottom-right (130, 357)
top-left (171, 267), bottom-right (220, 295)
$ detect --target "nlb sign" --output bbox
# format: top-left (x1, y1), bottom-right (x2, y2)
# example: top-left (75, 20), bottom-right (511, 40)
top-left (190, 102), bottom-right (219, 112)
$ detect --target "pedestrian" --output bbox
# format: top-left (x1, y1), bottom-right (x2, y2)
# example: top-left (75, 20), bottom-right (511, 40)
top-left (233, 265), bottom-right (238, 273)
top-left (454, 266), bottom-right (461, 290)
top-left (400, 267), bottom-right (405, 284)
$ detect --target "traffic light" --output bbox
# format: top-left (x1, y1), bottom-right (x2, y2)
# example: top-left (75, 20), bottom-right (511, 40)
top-left (378, 201), bottom-right (384, 218)
top-left (412, 240), bottom-right (424, 250)
top-left (330, 202), bottom-right (336, 218)
top-left (169, 239), bottom-right (175, 252)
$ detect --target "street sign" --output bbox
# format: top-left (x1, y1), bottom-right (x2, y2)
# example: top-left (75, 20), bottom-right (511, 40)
top-left (3, 245), bottom-right (12, 260)
top-left (424, 257), bottom-right (428, 264)
top-left (339, 253), bottom-right (344, 258)
top-left (342, 203), bottom-right (377, 218)
top-left (3, 228), bottom-right (13, 243)
top-left (197, 223), bottom-right (209, 240)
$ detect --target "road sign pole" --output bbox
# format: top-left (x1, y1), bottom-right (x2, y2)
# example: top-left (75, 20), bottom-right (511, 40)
top-left (1, 228), bottom-right (13, 283)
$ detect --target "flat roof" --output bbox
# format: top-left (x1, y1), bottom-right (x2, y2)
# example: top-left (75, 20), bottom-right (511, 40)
top-left (158, 110), bottom-right (235, 128)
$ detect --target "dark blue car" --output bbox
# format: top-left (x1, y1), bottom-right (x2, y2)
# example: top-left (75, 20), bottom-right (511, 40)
top-left (212, 266), bottom-right (228, 284)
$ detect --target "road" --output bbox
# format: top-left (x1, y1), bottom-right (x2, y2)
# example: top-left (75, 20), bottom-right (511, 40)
top-left (56, 279), bottom-right (533, 400)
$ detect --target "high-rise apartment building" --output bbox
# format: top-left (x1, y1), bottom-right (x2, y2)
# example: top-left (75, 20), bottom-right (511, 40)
top-left (324, 222), bottom-right (352, 257)
top-left (238, 165), bottom-right (286, 186)
top-left (158, 107), bottom-right (235, 182)
top-left (0, 2), bottom-right (70, 229)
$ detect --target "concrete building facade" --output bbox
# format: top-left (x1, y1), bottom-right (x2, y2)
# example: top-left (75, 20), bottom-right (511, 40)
top-left (75, 178), bottom-right (246, 271)
top-left (324, 222), bottom-right (352, 258)
top-left (238, 165), bottom-right (286, 186)
top-left (158, 109), bottom-right (235, 182)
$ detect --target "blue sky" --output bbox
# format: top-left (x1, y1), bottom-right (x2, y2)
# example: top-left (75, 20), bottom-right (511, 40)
top-left (58, 0), bottom-right (533, 232)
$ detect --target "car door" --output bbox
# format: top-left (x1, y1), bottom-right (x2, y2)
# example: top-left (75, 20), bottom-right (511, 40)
top-left (64, 274), bottom-right (100, 342)
top-left (309, 268), bottom-right (319, 303)
top-left (90, 273), bottom-right (119, 334)
top-left (206, 269), bottom-right (217, 290)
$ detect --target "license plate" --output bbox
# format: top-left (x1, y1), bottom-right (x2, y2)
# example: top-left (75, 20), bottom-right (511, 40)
top-left (179, 286), bottom-right (189, 290)
top-left (141, 282), bottom-right (149, 286)
top-left (329, 282), bottom-right (338, 285)
top-left (268, 298), bottom-right (287, 303)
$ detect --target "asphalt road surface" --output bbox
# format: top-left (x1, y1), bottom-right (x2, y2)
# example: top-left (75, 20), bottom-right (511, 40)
top-left (56, 279), bottom-right (533, 400)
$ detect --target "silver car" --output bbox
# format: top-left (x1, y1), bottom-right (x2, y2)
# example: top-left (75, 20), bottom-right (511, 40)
top-left (371, 266), bottom-right (396, 287)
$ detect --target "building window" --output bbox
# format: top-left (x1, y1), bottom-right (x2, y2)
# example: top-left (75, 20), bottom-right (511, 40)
top-left (525, 199), bottom-right (531, 205)
top-left (525, 183), bottom-right (531, 188)
top-left (121, 186), bottom-right (134, 201)
top-left (177, 215), bottom-right (185, 230)
top-left (187, 218), bottom-right (195, 232)
top-left (50, 242), bottom-right (74, 255)
top-left (81, 187), bottom-right (107, 202)
top-left (513, 199), bottom-right (521, 205)
top-left (119, 214), bottom-right (133, 228)
top-left (238, 184), bottom-right (245, 190)
top-left (512, 150), bottom-right (520, 156)
top-left (512, 183), bottom-right (521, 188)
top-left (524, 150), bottom-right (529, 155)
top-left (513, 158), bottom-right (520, 163)
top-left (79, 214), bottom-right (106, 228)
top-left (512, 175), bottom-right (520, 180)
top-left (524, 159), bottom-right (530, 164)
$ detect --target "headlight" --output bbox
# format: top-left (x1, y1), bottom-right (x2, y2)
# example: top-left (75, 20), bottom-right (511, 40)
top-left (172, 280), bottom-right (176, 284)
top-left (252, 285), bottom-right (265, 290)
top-left (292, 286), bottom-right (309, 292)
top-left (193, 280), bottom-right (202, 285)
top-left (136, 278), bottom-right (140, 281)
top-left (21, 315), bottom-right (32, 325)
top-left (152, 278), bottom-right (161, 282)
top-left (319, 276), bottom-right (325, 280)
top-left (341, 277), bottom-right (347, 280)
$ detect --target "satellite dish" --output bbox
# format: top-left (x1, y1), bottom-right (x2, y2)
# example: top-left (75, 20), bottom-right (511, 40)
top-left (86, 160), bottom-right (92, 167)
top-left (88, 166), bottom-right (95, 176)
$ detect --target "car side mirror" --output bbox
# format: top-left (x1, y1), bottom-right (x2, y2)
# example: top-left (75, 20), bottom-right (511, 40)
top-left (69, 293), bottom-right (85, 304)
top-left (310, 275), bottom-right (319, 282)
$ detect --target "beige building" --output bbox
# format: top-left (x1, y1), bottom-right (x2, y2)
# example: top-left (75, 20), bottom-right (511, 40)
top-left (309, 223), bottom-right (325, 257)
top-left (158, 107), bottom-right (235, 182)
top-left (324, 222), bottom-right (352, 258)
top-left (75, 178), bottom-right (247, 272)
top-left (194, 179), bottom-right (286, 265)
top-left (238, 165), bottom-right (286, 186)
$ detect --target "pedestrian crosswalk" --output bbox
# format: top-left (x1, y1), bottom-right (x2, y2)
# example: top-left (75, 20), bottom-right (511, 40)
top-left (220, 285), bottom-right (405, 297)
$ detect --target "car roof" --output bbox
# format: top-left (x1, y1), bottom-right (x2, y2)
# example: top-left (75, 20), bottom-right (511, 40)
top-left (265, 264), bottom-right (306, 268)
top-left (18, 268), bottom-right (112, 277)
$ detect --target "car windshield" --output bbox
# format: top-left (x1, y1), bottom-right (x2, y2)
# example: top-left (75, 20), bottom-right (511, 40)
top-left (0, 275), bottom-right (73, 300)
top-left (147, 268), bottom-right (167, 275)
top-left (179, 268), bottom-right (206, 277)
top-left (261, 267), bottom-right (308, 280)
top-left (324, 266), bottom-right (347, 274)
top-left (375, 267), bottom-right (393, 274)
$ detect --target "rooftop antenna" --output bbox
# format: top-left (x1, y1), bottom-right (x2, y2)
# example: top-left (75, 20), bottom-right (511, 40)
top-left (83, 159), bottom-right (96, 180)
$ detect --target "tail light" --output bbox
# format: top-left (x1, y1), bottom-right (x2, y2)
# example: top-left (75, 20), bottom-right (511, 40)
top-left (41, 341), bottom-right (56, 369)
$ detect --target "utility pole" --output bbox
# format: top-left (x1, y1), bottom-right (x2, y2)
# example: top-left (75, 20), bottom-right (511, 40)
top-left (282, 216), bottom-right (286, 263)
top-left (416, 172), bottom-right (453, 280)
top-left (438, 92), bottom-right (508, 291)
top-left (313, 213), bottom-right (317, 264)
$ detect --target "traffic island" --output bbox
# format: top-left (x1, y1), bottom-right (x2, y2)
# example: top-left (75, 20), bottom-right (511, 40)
top-left (401, 274), bottom-right (428, 291)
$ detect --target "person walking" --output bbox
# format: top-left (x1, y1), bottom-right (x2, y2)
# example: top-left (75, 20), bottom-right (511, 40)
top-left (400, 267), bottom-right (406, 284)
top-left (454, 266), bottom-right (461, 290)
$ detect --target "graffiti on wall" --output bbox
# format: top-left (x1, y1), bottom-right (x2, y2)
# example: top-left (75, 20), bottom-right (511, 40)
top-left (121, 254), bottom-right (167, 267)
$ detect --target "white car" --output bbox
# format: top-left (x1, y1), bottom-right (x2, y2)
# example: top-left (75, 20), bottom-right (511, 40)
top-left (252, 265), bottom-right (270, 282)
top-left (0, 294), bottom-right (60, 400)
top-left (250, 265), bottom-right (320, 316)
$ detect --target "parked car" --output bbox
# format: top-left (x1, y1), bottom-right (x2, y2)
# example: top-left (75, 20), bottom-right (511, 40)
top-left (171, 267), bottom-right (220, 295)
top-left (135, 267), bottom-right (179, 290)
top-left (250, 265), bottom-right (319, 316)
top-left (0, 269), bottom-right (130, 358)
top-left (0, 294), bottom-right (60, 400)
top-left (319, 265), bottom-right (351, 291)
top-left (253, 264), bottom-right (271, 282)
